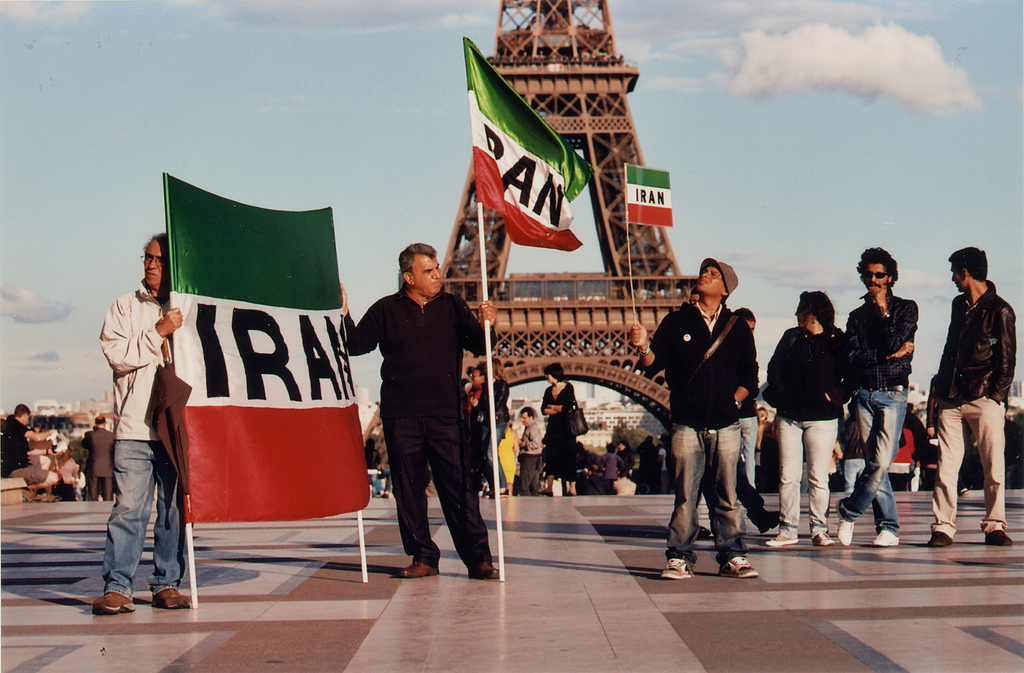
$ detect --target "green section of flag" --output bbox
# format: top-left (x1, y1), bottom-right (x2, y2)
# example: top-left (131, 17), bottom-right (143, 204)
top-left (626, 164), bottom-right (671, 190)
top-left (463, 37), bottom-right (592, 202)
top-left (164, 174), bottom-right (341, 310)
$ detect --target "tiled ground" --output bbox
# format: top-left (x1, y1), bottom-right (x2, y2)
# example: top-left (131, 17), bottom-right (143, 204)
top-left (2, 491), bottom-right (1021, 672)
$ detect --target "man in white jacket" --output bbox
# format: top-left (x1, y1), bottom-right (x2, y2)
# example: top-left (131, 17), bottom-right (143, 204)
top-left (92, 233), bottom-right (190, 615)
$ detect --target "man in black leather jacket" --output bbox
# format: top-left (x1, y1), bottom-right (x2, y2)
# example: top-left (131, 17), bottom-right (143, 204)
top-left (928, 247), bottom-right (1016, 547)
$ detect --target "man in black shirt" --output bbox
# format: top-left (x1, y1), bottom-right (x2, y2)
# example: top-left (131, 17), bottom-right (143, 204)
top-left (342, 243), bottom-right (500, 580)
top-left (2, 404), bottom-right (59, 496)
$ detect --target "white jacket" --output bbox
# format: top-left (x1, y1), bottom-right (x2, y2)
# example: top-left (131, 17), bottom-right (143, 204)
top-left (100, 282), bottom-right (167, 441)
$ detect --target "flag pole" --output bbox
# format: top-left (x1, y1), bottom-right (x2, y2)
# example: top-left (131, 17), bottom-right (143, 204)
top-left (185, 506), bottom-right (199, 609)
top-left (624, 169), bottom-right (637, 324)
top-left (167, 328), bottom-right (200, 610)
top-left (477, 202), bottom-right (506, 581)
top-left (357, 509), bottom-right (368, 583)
top-left (340, 314), bottom-right (370, 584)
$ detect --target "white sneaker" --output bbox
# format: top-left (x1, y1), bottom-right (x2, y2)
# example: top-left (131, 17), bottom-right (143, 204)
top-left (718, 556), bottom-right (759, 579)
top-left (661, 557), bottom-right (692, 580)
top-left (837, 519), bottom-right (854, 546)
top-left (872, 530), bottom-right (899, 547)
top-left (766, 533), bottom-right (799, 547)
top-left (812, 532), bottom-right (835, 547)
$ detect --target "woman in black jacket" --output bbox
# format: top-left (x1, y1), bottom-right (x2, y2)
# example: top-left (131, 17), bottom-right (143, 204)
top-left (764, 291), bottom-right (847, 548)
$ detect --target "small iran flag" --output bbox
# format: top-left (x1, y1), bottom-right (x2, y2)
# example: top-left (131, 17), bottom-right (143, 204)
top-left (464, 37), bottom-right (593, 251)
top-left (164, 174), bottom-right (368, 523)
top-left (625, 164), bottom-right (673, 227)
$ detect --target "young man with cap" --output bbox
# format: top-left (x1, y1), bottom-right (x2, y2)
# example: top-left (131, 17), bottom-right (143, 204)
top-left (629, 259), bottom-right (760, 579)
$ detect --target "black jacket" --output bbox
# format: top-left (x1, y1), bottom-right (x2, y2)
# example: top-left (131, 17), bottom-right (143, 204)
top-left (345, 290), bottom-right (490, 419)
top-left (765, 326), bottom-right (847, 422)
top-left (934, 281), bottom-right (1016, 404)
top-left (647, 303), bottom-right (758, 430)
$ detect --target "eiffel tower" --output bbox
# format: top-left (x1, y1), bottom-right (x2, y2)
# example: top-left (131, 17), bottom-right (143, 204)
top-left (441, 0), bottom-right (695, 427)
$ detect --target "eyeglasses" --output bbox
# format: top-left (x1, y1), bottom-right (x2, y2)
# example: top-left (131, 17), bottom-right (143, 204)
top-left (142, 254), bottom-right (164, 265)
top-left (862, 271), bottom-right (888, 280)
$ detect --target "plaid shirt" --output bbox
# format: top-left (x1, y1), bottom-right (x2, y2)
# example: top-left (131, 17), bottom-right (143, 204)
top-left (844, 293), bottom-right (919, 390)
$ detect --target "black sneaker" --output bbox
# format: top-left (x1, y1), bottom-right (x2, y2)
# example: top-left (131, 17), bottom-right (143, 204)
top-left (984, 530), bottom-right (1013, 546)
top-left (926, 531), bottom-right (953, 547)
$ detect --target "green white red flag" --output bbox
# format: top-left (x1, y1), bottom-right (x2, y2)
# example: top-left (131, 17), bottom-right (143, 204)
top-left (164, 174), bottom-right (368, 523)
top-left (625, 164), bottom-right (672, 227)
top-left (464, 37), bottom-right (593, 251)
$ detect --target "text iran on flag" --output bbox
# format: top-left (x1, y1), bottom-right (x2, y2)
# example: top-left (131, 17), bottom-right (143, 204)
top-left (164, 174), bottom-right (369, 523)
top-left (626, 164), bottom-right (673, 227)
top-left (464, 37), bottom-right (593, 252)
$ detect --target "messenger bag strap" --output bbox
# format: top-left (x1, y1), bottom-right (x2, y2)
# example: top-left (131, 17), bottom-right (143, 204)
top-left (684, 315), bottom-right (739, 388)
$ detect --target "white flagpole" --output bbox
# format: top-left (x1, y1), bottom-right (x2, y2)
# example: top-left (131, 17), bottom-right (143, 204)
top-left (476, 202), bottom-right (506, 582)
top-left (166, 328), bottom-right (200, 610)
top-left (357, 510), bottom-right (368, 583)
top-left (339, 311), bottom-right (370, 584)
top-left (186, 507), bottom-right (199, 608)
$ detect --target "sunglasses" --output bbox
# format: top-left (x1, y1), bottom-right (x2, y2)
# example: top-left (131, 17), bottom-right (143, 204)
top-left (863, 271), bottom-right (888, 280)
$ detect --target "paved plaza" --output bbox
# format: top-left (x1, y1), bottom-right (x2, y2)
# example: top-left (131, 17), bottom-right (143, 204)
top-left (2, 490), bottom-right (1022, 672)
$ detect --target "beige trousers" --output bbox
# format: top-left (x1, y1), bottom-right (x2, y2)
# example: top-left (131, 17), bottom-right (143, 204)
top-left (932, 397), bottom-right (1007, 537)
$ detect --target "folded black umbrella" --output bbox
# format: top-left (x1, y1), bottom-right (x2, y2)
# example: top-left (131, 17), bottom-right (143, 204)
top-left (147, 349), bottom-right (193, 515)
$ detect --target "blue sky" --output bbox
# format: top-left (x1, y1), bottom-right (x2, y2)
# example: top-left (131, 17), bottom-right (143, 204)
top-left (1, 0), bottom-right (1021, 412)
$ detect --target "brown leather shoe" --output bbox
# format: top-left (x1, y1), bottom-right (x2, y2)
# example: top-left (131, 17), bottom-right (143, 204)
top-left (395, 561), bottom-right (439, 578)
top-left (468, 561), bottom-right (500, 580)
top-left (985, 530), bottom-right (1013, 546)
top-left (152, 587), bottom-right (191, 610)
top-left (926, 531), bottom-right (953, 547)
top-left (92, 592), bottom-right (135, 615)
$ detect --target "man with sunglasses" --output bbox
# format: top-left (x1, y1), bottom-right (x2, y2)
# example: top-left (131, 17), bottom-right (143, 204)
top-left (836, 248), bottom-right (918, 547)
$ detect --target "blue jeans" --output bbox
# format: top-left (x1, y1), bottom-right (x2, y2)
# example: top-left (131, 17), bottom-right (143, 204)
top-left (843, 458), bottom-right (865, 495)
top-left (666, 423), bottom-right (747, 566)
top-left (101, 440), bottom-right (185, 597)
top-left (837, 389), bottom-right (907, 534)
top-left (777, 417), bottom-right (838, 537)
top-left (738, 415), bottom-right (758, 486)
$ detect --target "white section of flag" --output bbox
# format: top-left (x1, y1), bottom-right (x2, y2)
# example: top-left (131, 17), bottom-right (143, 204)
top-left (625, 184), bottom-right (673, 209)
top-left (172, 292), bottom-right (355, 409)
top-left (469, 93), bottom-right (575, 232)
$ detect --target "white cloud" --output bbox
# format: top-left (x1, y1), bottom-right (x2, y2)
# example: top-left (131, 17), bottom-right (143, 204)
top-left (725, 22), bottom-right (983, 115)
top-left (0, 1), bottom-right (89, 26)
top-left (614, 0), bottom-right (925, 51)
top-left (1, 285), bottom-right (72, 324)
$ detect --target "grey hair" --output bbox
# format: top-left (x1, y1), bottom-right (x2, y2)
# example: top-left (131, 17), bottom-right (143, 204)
top-left (145, 232), bottom-right (168, 253)
top-left (399, 243), bottom-right (437, 274)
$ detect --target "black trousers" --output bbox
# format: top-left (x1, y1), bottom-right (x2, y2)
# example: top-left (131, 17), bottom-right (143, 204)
top-left (518, 454), bottom-right (543, 495)
top-left (88, 475), bottom-right (114, 502)
top-left (382, 416), bottom-right (492, 569)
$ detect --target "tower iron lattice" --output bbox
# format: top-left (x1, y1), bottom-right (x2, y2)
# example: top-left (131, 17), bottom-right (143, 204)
top-left (441, 0), bottom-right (696, 427)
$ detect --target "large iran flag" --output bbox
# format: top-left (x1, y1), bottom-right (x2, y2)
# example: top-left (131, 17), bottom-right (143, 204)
top-left (464, 37), bottom-right (593, 251)
top-left (164, 174), bottom-right (369, 523)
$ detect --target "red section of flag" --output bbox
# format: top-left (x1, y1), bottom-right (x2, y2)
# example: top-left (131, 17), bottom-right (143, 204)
top-left (627, 203), bottom-right (673, 227)
top-left (473, 147), bottom-right (583, 252)
top-left (184, 405), bottom-right (369, 523)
